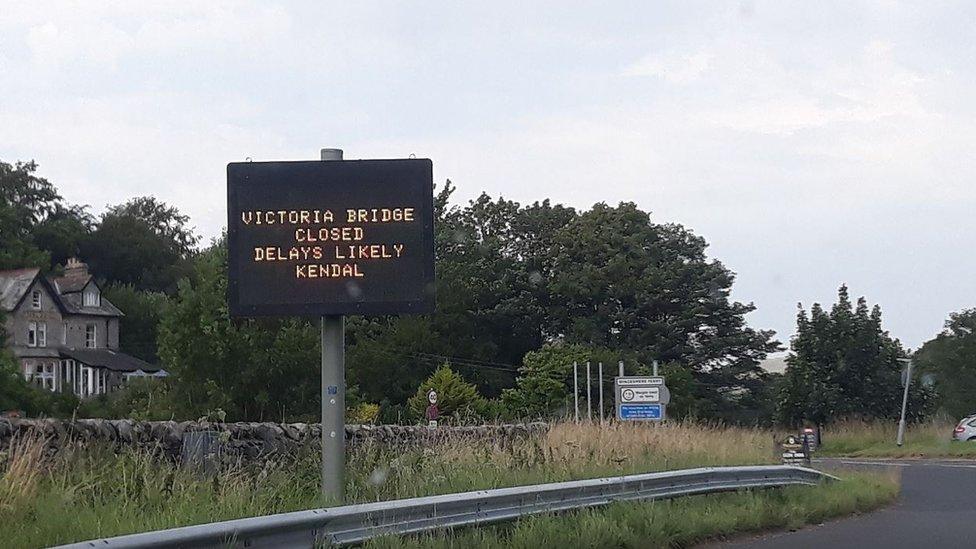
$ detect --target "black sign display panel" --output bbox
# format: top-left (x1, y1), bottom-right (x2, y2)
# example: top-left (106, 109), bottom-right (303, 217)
top-left (227, 159), bottom-right (435, 317)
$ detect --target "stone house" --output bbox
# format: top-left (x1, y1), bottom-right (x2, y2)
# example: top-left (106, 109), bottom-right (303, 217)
top-left (0, 258), bottom-right (166, 398)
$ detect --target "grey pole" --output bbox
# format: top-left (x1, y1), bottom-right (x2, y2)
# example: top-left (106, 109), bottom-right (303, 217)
top-left (618, 360), bottom-right (624, 377)
top-left (586, 361), bottom-right (592, 422)
top-left (598, 362), bottom-right (604, 423)
top-left (896, 359), bottom-right (913, 447)
top-left (320, 147), bottom-right (345, 502)
top-left (573, 361), bottom-right (579, 423)
top-left (653, 360), bottom-right (659, 377)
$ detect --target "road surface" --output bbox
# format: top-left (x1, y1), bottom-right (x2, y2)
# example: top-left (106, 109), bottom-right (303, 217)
top-left (712, 458), bottom-right (976, 549)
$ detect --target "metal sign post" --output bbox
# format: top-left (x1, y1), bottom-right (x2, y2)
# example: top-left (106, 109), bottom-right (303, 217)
top-left (896, 358), bottom-right (913, 447)
top-left (319, 148), bottom-right (344, 502)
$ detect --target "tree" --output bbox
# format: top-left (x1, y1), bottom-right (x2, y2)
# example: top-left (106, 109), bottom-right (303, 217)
top-left (914, 308), bottom-right (976, 418)
top-left (32, 204), bottom-right (95, 269)
top-left (777, 285), bottom-right (930, 425)
top-left (84, 196), bottom-right (199, 292)
top-left (407, 364), bottom-right (483, 421)
top-left (502, 345), bottom-right (590, 419)
top-left (547, 202), bottom-right (780, 419)
top-left (102, 284), bottom-right (170, 363)
top-left (0, 160), bottom-right (62, 270)
top-left (156, 240), bottom-right (321, 421)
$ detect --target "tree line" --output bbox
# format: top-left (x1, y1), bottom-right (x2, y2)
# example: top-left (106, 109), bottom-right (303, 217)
top-left (2, 158), bottom-right (974, 425)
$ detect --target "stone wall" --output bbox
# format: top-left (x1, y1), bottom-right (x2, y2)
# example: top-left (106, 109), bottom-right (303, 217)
top-left (0, 418), bottom-right (549, 462)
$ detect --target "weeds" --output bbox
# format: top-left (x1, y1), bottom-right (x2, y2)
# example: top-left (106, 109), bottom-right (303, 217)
top-left (0, 421), bottom-right (895, 548)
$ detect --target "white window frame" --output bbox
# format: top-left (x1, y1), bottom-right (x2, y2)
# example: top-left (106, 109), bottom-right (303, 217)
top-left (37, 322), bottom-right (47, 347)
top-left (31, 290), bottom-right (41, 310)
top-left (85, 324), bottom-right (97, 349)
top-left (62, 321), bottom-right (68, 345)
top-left (83, 287), bottom-right (99, 307)
top-left (27, 322), bottom-right (37, 347)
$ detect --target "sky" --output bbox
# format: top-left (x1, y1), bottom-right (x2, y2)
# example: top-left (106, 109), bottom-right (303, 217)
top-left (1, 1), bottom-right (974, 350)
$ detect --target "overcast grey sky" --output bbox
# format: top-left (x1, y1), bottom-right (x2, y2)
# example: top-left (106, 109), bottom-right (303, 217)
top-left (1, 1), bottom-right (974, 349)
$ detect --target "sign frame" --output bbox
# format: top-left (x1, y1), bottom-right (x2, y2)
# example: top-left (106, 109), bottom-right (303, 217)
top-left (615, 376), bottom-right (670, 421)
top-left (226, 158), bottom-right (436, 318)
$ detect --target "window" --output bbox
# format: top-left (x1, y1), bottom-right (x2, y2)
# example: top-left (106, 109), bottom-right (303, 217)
top-left (31, 290), bottom-right (41, 310)
top-left (37, 322), bottom-right (47, 347)
top-left (85, 324), bottom-right (97, 348)
top-left (27, 322), bottom-right (37, 347)
top-left (83, 287), bottom-right (99, 307)
top-left (62, 322), bottom-right (68, 345)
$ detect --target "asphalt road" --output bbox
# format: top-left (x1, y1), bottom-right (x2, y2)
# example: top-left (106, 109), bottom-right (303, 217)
top-left (709, 458), bottom-right (976, 549)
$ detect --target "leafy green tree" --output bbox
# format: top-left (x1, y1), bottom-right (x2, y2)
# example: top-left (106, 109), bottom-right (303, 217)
top-left (32, 204), bottom-right (95, 269)
top-left (0, 160), bottom-right (62, 270)
top-left (85, 196), bottom-right (199, 293)
top-left (407, 364), bottom-right (483, 421)
top-left (914, 308), bottom-right (976, 418)
top-left (778, 285), bottom-right (930, 426)
top-left (502, 345), bottom-right (589, 418)
top-left (102, 284), bottom-right (170, 363)
top-left (157, 240), bottom-right (321, 421)
top-left (547, 202), bottom-right (780, 418)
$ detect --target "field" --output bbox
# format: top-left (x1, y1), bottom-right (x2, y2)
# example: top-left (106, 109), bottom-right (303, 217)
top-left (0, 422), bottom-right (898, 548)
top-left (820, 420), bottom-right (976, 458)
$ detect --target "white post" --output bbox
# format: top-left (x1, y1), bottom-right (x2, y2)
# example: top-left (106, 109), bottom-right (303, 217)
top-left (573, 361), bottom-right (579, 422)
top-left (618, 360), bottom-right (624, 377)
top-left (586, 361), bottom-right (592, 422)
top-left (598, 362), bottom-right (604, 423)
top-left (653, 360), bottom-right (659, 377)
top-left (897, 359), bottom-right (913, 446)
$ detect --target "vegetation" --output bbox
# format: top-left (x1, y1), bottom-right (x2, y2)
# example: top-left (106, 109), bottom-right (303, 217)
top-left (0, 422), bottom-right (896, 548)
top-left (778, 285), bottom-right (934, 427)
top-left (914, 309), bottom-right (976, 418)
top-left (367, 473), bottom-right (898, 549)
top-left (818, 420), bottom-right (976, 458)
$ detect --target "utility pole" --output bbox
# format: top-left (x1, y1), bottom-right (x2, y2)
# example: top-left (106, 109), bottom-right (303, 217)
top-left (896, 358), bottom-right (913, 447)
top-left (320, 147), bottom-right (345, 502)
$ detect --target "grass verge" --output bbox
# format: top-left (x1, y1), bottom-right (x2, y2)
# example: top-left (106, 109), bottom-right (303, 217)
top-left (0, 422), bottom-right (893, 548)
top-left (365, 472), bottom-right (899, 548)
top-left (819, 420), bottom-right (976, 458)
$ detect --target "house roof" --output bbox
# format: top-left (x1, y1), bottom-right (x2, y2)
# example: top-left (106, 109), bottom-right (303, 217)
top-left (0, 268), bottom-right (41, 311)
top-left (60, 291), bottom-right (124, 317)
top-left (60, 348), bottom-right (161, 373)
top-left (52, 273), bottom-right (92, 294)
top-left (0, 266), bottom-right (121, 317)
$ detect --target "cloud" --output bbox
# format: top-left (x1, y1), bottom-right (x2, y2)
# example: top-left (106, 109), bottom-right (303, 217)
top-left (622, 49), bottom-right (713, 83)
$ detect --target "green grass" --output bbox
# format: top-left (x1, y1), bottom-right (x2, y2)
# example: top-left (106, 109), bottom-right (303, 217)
top-left (0, 422), bottom-right (896, 548)
top-left (365, 472), bottom-right (899, 549)
top-left (819, 420), bottom-right (976, 458)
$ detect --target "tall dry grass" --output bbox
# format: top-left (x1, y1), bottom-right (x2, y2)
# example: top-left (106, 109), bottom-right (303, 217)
top-left (0, 420), bottom-right (841, 548)
top-left (0, 433), bottom-right (48, 512)
top-left (820, 419), bottom-right (976, 457)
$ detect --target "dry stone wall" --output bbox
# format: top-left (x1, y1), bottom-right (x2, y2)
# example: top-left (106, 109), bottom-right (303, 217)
top-left (0, 418), bottom-right (548, 462)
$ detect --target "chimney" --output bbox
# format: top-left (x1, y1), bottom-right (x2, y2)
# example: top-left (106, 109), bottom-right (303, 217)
top-left (64, 257), bottom-right (89, 278)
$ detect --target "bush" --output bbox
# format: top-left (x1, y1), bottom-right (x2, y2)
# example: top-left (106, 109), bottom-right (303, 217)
top-left (407, 364), bottom-right (484, 422)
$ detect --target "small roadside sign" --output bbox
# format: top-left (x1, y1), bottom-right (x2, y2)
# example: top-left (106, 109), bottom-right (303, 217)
top-left (615, 376), bottom-right (670, 421)
top-left (781, 434), bottom-right (811, 466)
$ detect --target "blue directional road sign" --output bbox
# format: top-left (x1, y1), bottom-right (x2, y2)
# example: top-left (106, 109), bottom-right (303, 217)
top-left (619, 403), bottom-right (663, 420)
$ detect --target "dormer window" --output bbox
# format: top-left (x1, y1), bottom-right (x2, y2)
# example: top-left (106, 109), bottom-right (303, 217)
top-left (83, 287), bottom-right (100, 307)
top-left (31, 290), bottom-right (41, 310)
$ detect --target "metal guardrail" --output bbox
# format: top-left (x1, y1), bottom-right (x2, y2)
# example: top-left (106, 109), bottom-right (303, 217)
top-left (58, 465), bottom-right (836, 549)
